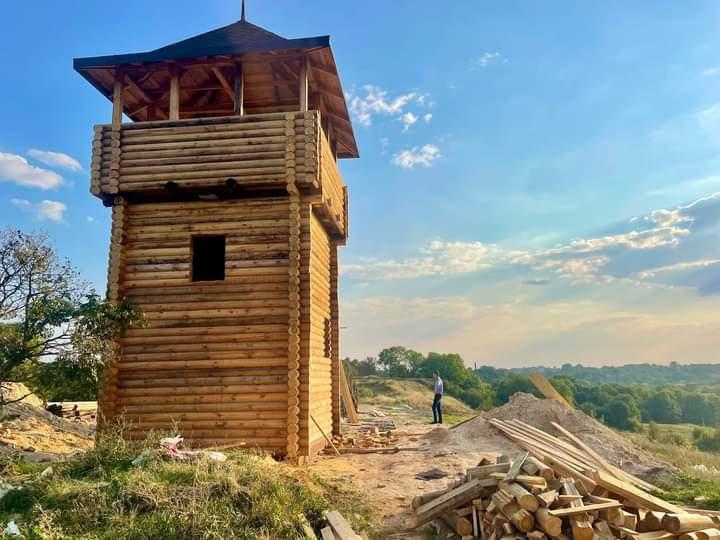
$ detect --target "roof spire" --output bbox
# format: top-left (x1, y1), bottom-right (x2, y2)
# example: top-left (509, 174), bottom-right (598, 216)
top-left (241, 0), bottom-right (246, 21)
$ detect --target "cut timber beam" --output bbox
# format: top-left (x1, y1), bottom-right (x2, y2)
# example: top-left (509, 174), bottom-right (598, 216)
top-left (591, 471), bottom-right (683, 514)
top-left (338, 361), bottom-right (358, 423)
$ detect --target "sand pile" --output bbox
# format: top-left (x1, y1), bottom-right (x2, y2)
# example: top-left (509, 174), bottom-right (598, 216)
top-left (444, 393), bottom-right (670, 480)
top-left (1, 383), bottom-right (94, 462)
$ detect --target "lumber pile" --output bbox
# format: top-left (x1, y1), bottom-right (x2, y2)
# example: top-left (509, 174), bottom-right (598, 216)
top-left (46, 401), bottom-right (97, 421)
top-left (325, 417), bottom-right (400, 453)
top-left (406, 419), bottom-right (720, 540)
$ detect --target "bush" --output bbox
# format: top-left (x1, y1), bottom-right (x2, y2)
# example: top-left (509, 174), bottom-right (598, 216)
top-left (694, 428), bottom-right (720, 452)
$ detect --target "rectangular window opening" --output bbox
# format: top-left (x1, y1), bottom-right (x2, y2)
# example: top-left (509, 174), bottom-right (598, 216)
top-left (192, 235), bottom-right (225, 282)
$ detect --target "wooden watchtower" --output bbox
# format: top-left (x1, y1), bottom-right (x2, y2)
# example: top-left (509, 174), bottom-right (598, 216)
top-left (74, 9), bottom-right (357, 458)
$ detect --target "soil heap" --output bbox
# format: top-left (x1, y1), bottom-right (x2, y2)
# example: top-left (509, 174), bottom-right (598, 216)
top-left (0, 383), bottom-right (94, 462)
top-left (445, 392), bottom-right (669, 480)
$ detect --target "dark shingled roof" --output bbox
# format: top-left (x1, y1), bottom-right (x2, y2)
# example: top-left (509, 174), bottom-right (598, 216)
top-left (74, 19), bottom-right (329, 68)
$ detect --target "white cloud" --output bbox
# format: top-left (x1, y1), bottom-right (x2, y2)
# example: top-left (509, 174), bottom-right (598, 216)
top-left (0, 153), bottom-right (63, 190)
top-left (12, 198), bottom-right (66, 222)
top-left (400, 112), bottom-right (418, 131)
top-left (635, 259), bottom-right (720, 279)
top-left (700, 66), bottom-right (720, 78)
top-left (344, 191), bottom-right (720, 283)
top-left (347, 85), bottom-right (431, 132)
top-left (392, 144), bottom-right (441, 169)
top-left (476, 52), bottom-right (503, 68)
top-left (27, 149), bottom-right (82, 172)
top-left (423, 113), bottom-right (433, 124)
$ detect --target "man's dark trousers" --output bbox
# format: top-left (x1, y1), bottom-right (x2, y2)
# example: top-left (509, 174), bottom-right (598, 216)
top-left (432, 393), bottom-right (443, 424)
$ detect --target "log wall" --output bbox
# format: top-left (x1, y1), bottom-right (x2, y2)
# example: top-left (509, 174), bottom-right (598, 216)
top-left (91, 111), bottom-right (347, 240)
top-left (114, 197), bottom-right (291, 451)
top-left (92, 113), bottom-right (349, 457)
top-left (298, 209), bottom-right (333, 453)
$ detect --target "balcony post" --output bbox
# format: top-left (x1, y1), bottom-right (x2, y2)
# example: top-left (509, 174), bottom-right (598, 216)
top-left (169, 64), bottom-right (180, 120)
top-left (299, 56), bottom-right (308, 112)
top-left (112, 69), bottom-right (124, 128)
top-left (234, 61), bottom-right (244, 116)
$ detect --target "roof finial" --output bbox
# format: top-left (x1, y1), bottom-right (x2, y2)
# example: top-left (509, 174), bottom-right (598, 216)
top-left (241, 0), bottom-right (246, 21)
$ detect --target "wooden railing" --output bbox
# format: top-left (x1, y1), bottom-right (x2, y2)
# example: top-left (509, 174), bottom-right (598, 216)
top-left (90, 110), bottom-right (347, 238)
top-left (317, 128), bottom-right (347, 241)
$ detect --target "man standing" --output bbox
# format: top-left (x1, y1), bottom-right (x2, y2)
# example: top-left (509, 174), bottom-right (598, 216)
top-left (431, 371), bottom-right (443, 424)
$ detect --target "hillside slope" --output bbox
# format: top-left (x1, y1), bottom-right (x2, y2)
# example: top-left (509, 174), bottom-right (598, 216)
top-left (355, 378), bottom-right (475, 418)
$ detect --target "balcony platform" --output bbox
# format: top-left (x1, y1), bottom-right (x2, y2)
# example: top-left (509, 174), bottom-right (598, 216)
top-left (91, 110), bottom-right (347, 240)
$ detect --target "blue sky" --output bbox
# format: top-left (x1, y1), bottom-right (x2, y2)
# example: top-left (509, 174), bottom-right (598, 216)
top-left (2, 1), bottom-right (720, 367)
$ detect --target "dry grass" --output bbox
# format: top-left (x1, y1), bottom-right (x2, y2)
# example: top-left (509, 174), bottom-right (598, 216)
top-left (0, 427), bottom-right (378, 539)
top-left (356, 378), bottom-right (475, 417)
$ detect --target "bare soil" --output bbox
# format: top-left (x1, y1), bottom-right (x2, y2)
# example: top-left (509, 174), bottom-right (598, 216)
top-left (309, 390), bottom-right (673, 539)
top-left (0, 383), bottom-right (94, 462)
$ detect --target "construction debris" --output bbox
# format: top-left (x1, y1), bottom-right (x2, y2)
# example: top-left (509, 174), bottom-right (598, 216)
top-left (46, 401), bottom-right (97, 421)
top-left (406, 417), bottom-right (719, 540)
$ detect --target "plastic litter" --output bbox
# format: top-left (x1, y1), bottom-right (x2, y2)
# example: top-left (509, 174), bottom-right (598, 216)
top-left (160, 435), bottom-right (227, 462)
top-left (3, 520), bottom-right (20, 536)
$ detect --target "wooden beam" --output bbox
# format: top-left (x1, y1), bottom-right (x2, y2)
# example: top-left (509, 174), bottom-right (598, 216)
top-left (549, 502), bottom-right (623, 517)
top-left (112, 69), bottom-right (124, 128)
top-left (169, 64), bottom-right (180, 120)
top-left (591, 471), bottom-right (684, 514)
top-left (298, 56), bottom-right (308, 111)
top-left (211, 67), bottom-right (234, 101)
top-left (338, 360), bottom-right (358, 423)
top-left (233, 61), bottom-right (244, 116)
top-left (124, 73), bottom-right (167, 120)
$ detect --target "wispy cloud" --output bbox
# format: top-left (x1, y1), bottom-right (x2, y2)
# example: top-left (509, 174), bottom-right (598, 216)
top-left (0, 153), bottom-right (63, 190)
top-left (11, 198), bottom-right (67, 222)
top-left (474, 52), bottom-right (505, 69)
top-left (344, 192), bottom-right (720, 286)
top-left (423, 113), bottom-right (433, 124)
top-left (27, 149), bottom-right (82, 172)
top-left (392, 144), bottom-right (441, 169)
top-left (347, 84), bottom-right (431, 132)
top-left (400, 112), bottom-right (418, 132)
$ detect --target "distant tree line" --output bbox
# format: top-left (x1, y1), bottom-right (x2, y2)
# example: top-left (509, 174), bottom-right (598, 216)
top-left (344, 347), bottom-right (720, 435)
top-left (475, 362), bottom-right (720, 387)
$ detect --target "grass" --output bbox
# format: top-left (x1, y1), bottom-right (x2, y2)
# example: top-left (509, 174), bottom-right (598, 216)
top-left (355, 378), bottom-right (476, 418)
top-left (626, 424), bottom-right (720, 510)
top-left (0, 427), bottom-right (378, 539)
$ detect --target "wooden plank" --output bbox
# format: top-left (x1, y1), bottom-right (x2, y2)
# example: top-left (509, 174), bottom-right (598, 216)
top-left (504, 452), bottom-right (529, 481)
top-left (592, 471), bottom-right (684, 514)
top-left (320, 526), bottom-right (335, 540)
top-left (338, 361), bottom-right (358, 423)
top-left (529, 372), bottom-right (571, 407)
top-left (562, 479), bottom-right (594, 540)
top-left (549, 501), bottom-right (623, 517)
top-left (409, 479), bottom-right (487, 529)
top-left (311, 414), bottom-right (339, 456)
top-left (325, 510), bottom-right (360, 540)
top-left (299, 57), bottom-right (308, 112)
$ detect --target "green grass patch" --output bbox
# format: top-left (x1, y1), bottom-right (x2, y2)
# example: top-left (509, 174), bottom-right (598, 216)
top-left (0, 431), bottom-right (377, 539)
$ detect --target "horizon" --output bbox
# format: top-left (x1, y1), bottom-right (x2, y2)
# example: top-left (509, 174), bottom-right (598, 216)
top-left (1, 1), bottom-right (719, 368)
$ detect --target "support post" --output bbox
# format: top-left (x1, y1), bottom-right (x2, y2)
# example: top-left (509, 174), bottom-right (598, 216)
top-left (234, 61), bottom-right (244, 115)
top-left (299, 57), bottom-right (308, 112)
top-left (169, 64), bottom-right (180, 120)
top-left (112, 69), bottom-right (124, 128)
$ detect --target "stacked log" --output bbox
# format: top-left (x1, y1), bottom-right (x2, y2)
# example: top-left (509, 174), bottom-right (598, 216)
top-left (407, 420), bottom-right (720, 540)
top-left (47, 402), bottom-right (97, 421)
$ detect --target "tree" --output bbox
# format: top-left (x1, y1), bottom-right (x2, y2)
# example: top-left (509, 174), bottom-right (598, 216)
top-left (418, 352), bottom-right (469, 385)
top-left (549, 376), bottom-right (575, 405)
top-left (377, 346), bottom-right (424, 378)
top-left (0, 229), bottom-right (141, 405)
top-left (603, 398), bottom-right (641, 431)
top-left (493, 375), bottom-right (542, 405)
top-left (643, 391), bottom-right (681, 424)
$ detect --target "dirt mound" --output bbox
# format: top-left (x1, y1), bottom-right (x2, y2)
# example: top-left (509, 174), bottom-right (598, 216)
top-left (447, 393), bottom-right (670, 480)
top-left (1, 383), bottom-right (94, 462)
